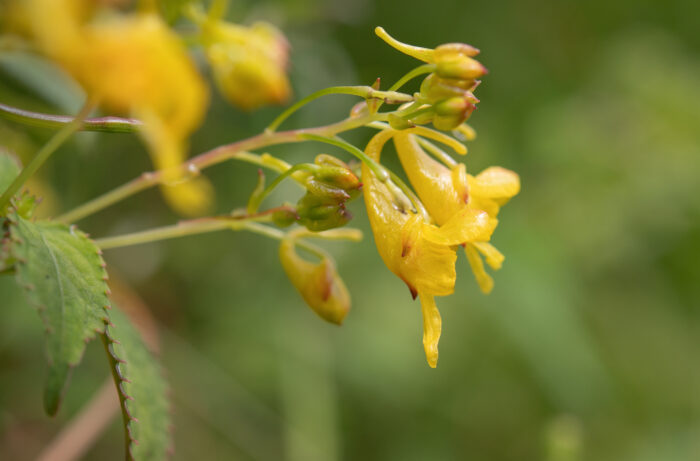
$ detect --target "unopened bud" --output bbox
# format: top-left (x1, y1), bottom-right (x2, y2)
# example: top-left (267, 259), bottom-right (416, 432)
top-left (279, 238), bottom-right (351, 324)
top-left (204, 20), bottom-right (291, 110)
top-left (434, 43), bottom-right (480, 59)
top-left (432, 98), bottom-right (476, 130)
top-left (419, 73), bottom-right (479, 104)
top-left (313, 155), bottom-right (362, 194)
top-left (297, 193), bottom-right (353, 231)
top-left (272, 207), bottom-right (299, 227)
top-left (436, 58), bottom-right (488, 80)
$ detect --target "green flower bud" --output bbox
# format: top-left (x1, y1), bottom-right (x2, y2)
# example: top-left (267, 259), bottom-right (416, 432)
top-left (272, 207), bottom-right (299, 227)
top-left (419, 73), bottom-right (479, 104)
top-left (296, 193), bottom-right (353, 231)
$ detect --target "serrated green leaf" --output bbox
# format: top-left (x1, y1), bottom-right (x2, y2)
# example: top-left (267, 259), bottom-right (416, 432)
top-left (8, 215), bottom-right (110, 415)
top-left (0, 148), bottom-right (22, 195)
top-left (104, 307), bottom-right (171, 461)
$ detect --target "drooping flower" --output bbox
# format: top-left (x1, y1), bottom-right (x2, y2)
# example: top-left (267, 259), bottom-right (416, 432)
top-left (279, 231), bottom-right (351, 325)
top-left (362, 130), bottom-right (493, 367)
top-left (393, 132), bottom-right (519, 293)
top-left (23, 0), bottom-right (213, 216)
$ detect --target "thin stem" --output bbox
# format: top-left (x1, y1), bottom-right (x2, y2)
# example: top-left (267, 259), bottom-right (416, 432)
top-left (0, 101), bottom-right (94, 213)
top-left (415, 137), bottom-right (458, 167)
top-left (56, 172), bottom-right (160, 224)
top-left (387, 64), bottom-right (436, 93)
top-left (0, 102), bottom-right (141, 133)
top-left (299, 134), bottom-right (389, 182)
top-left (96, 217), bottom-right (252, 250)
top-left (96, 214), bottom-right (361, 261)
top-left (247, 164), bottom-right (315, 213)
top-left (266, 86), bottom-right (412, 133)
top-left (56, 113), bottom-right (378, 224)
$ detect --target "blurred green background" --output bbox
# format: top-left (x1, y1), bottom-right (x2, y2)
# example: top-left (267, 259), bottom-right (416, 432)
top-left (1, 0), bottom-right (700, 459)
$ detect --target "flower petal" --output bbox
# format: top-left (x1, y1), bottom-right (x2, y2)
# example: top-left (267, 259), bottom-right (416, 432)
top-left (471, 167), bottom-right (520, 201)
top-left (465, 244), bottom-right (494, 294)
top-left (472, 241), bottom-right (504, 270)
top-left (419, 294), bottom-right (442, 368)
top-left (423, 208), bottom-right (494, 246)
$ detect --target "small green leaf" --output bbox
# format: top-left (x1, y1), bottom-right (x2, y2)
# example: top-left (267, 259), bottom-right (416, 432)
top-left (104, 307), bottom-right (171, 461)
top-left (8, 215), bottom-right (110, 415)
top-left (0, 148), bottom-right (22, 195)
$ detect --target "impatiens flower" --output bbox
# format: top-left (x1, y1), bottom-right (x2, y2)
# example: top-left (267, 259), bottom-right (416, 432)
top-left (24, 0), bottom-right (213, 216)
top-left (201, 19), bottom-right (291, 110)
top-left (279, 231), bottom-right (351, 325)
top-left (362, 130), bottom-right (493, 367)
top-left (393, 132), bottom-right (519, 293)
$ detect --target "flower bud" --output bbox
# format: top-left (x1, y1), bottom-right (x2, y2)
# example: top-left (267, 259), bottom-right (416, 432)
top-left (272, 207), bottom-right (299, 227)
top-left (279, 238), bottom-right (351, 325)
top-left (419, 73), bottom-right (479, 104)
top-left (312, 154), bottom-right (362, 196)
top-left (434, 43), bottom-right (481, 59)
top-left (433, 43), bottom-right (487, 81)
top-left (203, 20), bottom-right (291, 110)
top-left (296, 193), bottom-right (353, 231)
top-left (432, 97), bottom-right (476, 130)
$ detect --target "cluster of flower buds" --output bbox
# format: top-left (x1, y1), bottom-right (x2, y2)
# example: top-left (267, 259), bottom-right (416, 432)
top-left (273, 154), bottom-right (362, 232)
top-left (376, 28), bottom-right (487, 132)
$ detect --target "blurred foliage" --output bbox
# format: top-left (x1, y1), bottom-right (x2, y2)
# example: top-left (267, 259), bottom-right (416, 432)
top-left (1, 0), bottom-right (699, 460)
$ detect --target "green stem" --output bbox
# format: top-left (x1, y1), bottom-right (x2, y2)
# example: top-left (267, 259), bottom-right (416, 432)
top-left (0, 101), bottom-right (94, 213)
top-left (387, 64), bottom-right (436, 92)
top-left (95, 214), bottom-right (360, 260)
top-left (96, 218), bottom-right (244, 250)
top-left (266, 86), bottom-right (412, 133)
top-left (299, 134), bottom-right (389, 182)
top-left (0, 102), bottom-right (141, 133)
top-left (56, 113), bottom-right (378, 224)
top-left (247, 164), bottom-right (314, 214)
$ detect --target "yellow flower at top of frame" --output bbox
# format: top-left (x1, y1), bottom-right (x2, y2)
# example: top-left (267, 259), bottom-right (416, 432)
top-left (23, 0), bottom-right (213, 216)
top-left (202, 20), bottom-right (291, 111)
top-left (362, 129), bottom-right (494, 367)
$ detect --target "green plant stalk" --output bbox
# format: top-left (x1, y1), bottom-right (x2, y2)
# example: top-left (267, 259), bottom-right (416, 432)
top-left (247, 164), bottom-right (315, 214)
top-left (265, 86), bottom-right (413, 133)
top-left (0, 102), bottom-right (141, 133)
top-left (374, 64), bottom-right (436, 113)
top-left (0, 101), bottom-right (94, 213)
top-left (96, 216), bottom-right (360, 260)
top-left (100, 334), bottom-right (132, 460)
top-left (56, 113), bottom-right (384, 224)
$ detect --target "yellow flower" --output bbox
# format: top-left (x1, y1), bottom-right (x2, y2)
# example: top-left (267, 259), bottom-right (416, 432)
top-left (393, 132), bottom-right (520, 293)
top-left (362, 130), bottom-right (493, 367)
top-left (202, 20), bottom-right (291, 111)
top-left (25, 0), bottom-right (212, 216)
top-left (279, 232), bottom-right (350, 325)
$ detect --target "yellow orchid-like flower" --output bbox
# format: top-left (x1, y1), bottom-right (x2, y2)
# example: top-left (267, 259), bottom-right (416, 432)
top-left (362, 130), bottom-right (494, 367)
top-left (279, 231), bottom-right (351, 325)
top-left (201, 19), bottom-right (291, 111)
top-left (24, 0), bottom-right (212, 216)
top-left (393, 132), bottom-right (520, 293)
